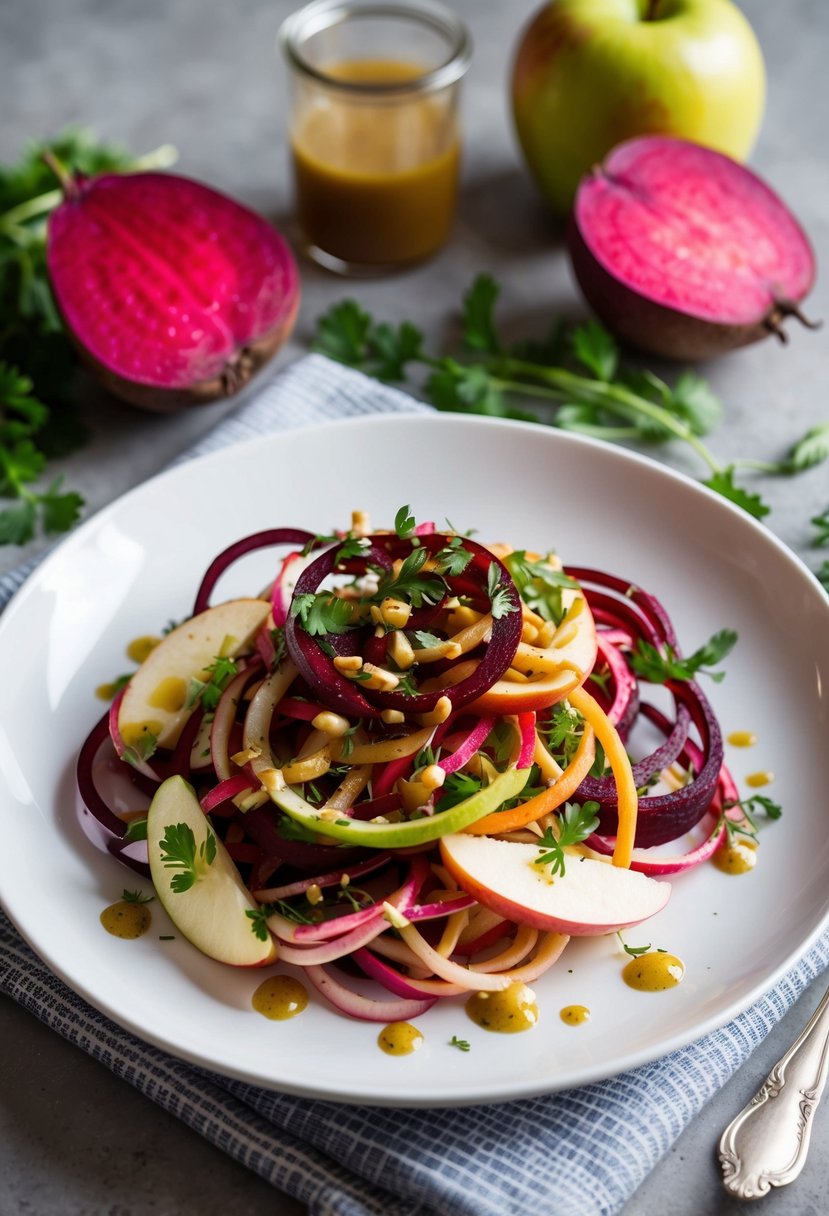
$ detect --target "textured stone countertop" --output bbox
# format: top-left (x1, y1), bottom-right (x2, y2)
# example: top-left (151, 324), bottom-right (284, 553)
top-left (1, 2), bottom-right (828, 1214)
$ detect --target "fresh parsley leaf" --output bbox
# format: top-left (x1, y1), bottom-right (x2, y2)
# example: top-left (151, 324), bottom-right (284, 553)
top-left (394, 504), bottom-right (416, 538)
top-left (703, 468), bottom-right (770, 520)
top-left (811, 507), bottom-right (829, 548)
top-left (375, 546), bottom-right (445, 608)
top-left (570, 318), bottom-right (618, 382)
top-left (121, 888), bottom-right (153, 904)
top-left (630, 628), bottom-right (737, 684)
top-left (123, 815), bottom-right (148, 842)
top-left (666, 371), bottom-right (722, 436)
top-left (462, 274), bottom-right (501, 355)
top-left (533, 801), bottom-right (600, 877)
top-left (245, 905), bottom-right (273, 942)
top-left (312, 299), bottom-right (422, 380)
top-left (438, 771), bottom-right (484, 810)
top-left (121, 730), bottom-right (158, 768)
top-left (503, 550), bottom-right (577, 625)
top-left (159, 822), bottom-right (216, 894)
top-left (291, 591), bottom-right (354, 636)
top-left (782, 422), bottom-right (829, 473)
top-left (487, 562), bottom-right (517, 619)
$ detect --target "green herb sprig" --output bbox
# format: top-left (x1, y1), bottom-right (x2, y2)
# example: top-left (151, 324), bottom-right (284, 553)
top-left (532, 801), bottom-right (601, 877)
top-left (313, 276), bottom-right (829, 521)
top-left (629, 628), bottom-right (738, 684)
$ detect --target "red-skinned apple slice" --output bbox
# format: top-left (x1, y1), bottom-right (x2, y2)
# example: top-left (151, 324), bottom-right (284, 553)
top-left (466, 590), bottom-right (597, 715)
top-left (117, 598), bottom-right (270, 752)
top-left (147, 775), bottom-right (277, 966)
top-left (439, 833), bottom-right (670, 936)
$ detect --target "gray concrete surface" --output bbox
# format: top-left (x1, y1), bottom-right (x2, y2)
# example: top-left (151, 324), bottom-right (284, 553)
top-left (1, 1), bottom-right (828, 1213)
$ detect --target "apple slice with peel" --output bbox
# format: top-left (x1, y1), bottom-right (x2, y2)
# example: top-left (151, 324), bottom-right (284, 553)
top-left (118, 598), bottom-right (270, 752)
top-left (147, 775), bottom-right (277, 966)
top-left (440, 833), bottom-right (670, 936)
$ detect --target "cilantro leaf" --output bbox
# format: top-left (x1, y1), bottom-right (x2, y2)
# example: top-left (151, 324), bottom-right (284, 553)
top-left (375, 546), bottom-right (446, 608)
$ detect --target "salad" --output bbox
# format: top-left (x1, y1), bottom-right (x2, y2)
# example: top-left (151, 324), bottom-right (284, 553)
top-left (77, 508), bottom-right (748, 1024)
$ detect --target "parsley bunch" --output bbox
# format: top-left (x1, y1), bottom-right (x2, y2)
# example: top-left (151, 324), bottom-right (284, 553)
top-left (313, 276), bottom-right (829, 521)
top-left (0, 127), bottom-right (176, 545)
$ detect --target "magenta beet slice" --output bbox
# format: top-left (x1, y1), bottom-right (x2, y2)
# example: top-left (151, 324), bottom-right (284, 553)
top-left (46, 172), bottom-right (300, 411)
top-left (568, 136), bottom-right (817, 360)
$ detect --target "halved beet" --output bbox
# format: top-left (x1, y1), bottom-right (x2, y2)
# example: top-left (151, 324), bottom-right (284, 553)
top-left (568, 136), bottom-right (817, 360)
top-left (46, 171), bottom-right (300, 411)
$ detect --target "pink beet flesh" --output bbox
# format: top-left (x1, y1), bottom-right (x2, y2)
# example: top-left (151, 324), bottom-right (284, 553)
top-left (570, 137), bottom-right (816, 358)
top-left (47, 173), bottom-right (299, 402)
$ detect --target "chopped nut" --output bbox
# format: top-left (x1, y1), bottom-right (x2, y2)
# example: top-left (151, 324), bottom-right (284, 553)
top-left (333, 654), bottom-right (363, 673)
top-left (235, 789), bottom-right (269, 812)
top-left (230, 744), bottom-right (262, 766)
top-left (306, 883), bottom-right (323, 906)
top-left (419, 764), bottom-right (446, 791)
top-left (259, 767), bottom-right (286, 793)
top-left (381, 708), bottom-right (406, 725)
top-left (351, 509), bottom-right (372, 536)
top-left (360, 662), bottom-right (400, 691)
top-left (387, 629), bottom-right (415, 670)
top-left (311, 710), bottom-right (351, 737)
top-left (418, 695), bottom-right (452, 725)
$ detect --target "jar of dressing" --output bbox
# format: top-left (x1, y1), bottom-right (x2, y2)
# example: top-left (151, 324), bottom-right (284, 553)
top-left (280, 0), bottom-right (472, 275)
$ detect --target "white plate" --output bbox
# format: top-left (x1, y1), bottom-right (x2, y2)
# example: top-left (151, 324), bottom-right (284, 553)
top-left (1, 413), bottom-right (827, 1107)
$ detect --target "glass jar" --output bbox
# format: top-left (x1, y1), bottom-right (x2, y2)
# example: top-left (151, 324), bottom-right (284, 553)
top-left (280, 0), bottom-right (472, 275)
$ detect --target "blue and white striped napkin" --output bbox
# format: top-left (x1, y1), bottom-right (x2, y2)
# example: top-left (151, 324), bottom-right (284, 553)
top-left (2, 353), bottom-right (828, 1216)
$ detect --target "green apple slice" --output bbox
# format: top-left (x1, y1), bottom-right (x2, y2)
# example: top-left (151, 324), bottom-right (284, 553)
top-left (147, 776), bottom-right (277, 966)
top-left (265, 765), bottom-right (531, 849)
top-left (118, 598), bottom-right (270, 752)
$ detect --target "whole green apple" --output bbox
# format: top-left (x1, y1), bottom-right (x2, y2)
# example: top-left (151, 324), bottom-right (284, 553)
top-left (511, 0), bottom-right (766, 215)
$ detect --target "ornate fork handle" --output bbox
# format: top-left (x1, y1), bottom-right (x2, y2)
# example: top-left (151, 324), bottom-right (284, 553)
top-left (718, 983), bottom-right (829, 1200)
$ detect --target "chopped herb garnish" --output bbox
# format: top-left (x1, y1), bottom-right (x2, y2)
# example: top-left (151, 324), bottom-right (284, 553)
top-left (291, 591), bottom-right (355, 636)
top-left (123, 816), bottom-right (148, 842)
top-left (122, 730), bottom-right (158, 768)
top-left (245, 905), bottom-right (274, 942)
top-left (630, 628), bottom-right (738, 684)
top-left (617, 933), bottom-right (651, 957)
top-left (450, 1035), bottom-right (471, 1052)
top-left (121, 888), bottom-right (153, 904)
top-left (487, 561), bottom-right (517, 620)
top-left (503, 551), bottom-right (578, 625)
top-left (533, 801), bottom-right (601, 877)
top-left (394, 504), bottom-right (417, 538)
top-left (159, 822), bottom-right (217, 893)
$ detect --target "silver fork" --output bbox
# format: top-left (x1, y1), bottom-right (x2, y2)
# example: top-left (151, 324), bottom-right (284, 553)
top-left (718, 981), bottom-right (829, 1199)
